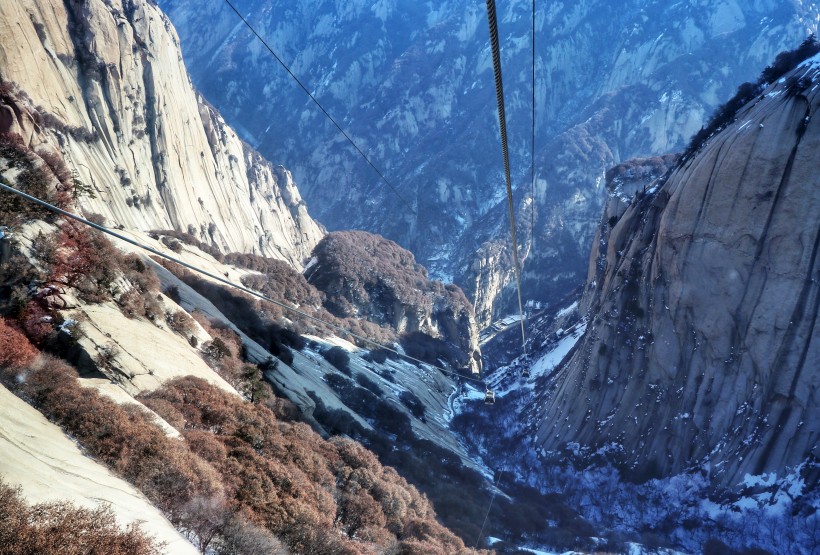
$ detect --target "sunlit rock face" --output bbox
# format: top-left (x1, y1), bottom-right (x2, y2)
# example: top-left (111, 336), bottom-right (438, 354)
top-left (160, 0), bottom-right (815, 326)
top-left (533, 58), bottom-right (820, 487)
top-left (0, 0), bottom-right (323, 269)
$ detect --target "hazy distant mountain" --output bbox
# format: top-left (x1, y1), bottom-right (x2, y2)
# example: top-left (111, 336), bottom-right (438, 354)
top-left (160, 0), bottom-right (816, 326)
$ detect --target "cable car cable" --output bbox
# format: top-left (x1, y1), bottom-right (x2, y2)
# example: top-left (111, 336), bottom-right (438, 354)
top-left (484, 0), bottom-right (528, 358)
top-left (531, 0), bottom-right (536, 238)
top-left (0, 181), bottom-right (489, 384)
top-left (221, 0), bottom-right (416, 215)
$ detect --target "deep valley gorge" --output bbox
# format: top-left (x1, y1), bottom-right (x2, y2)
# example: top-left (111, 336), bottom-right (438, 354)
top-left (0, 1), bottom-right (818, 554)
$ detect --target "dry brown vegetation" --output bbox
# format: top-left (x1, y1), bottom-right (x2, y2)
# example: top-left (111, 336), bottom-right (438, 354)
top-left (156, 258), bottom-right (395, 359)
top-left (66, 225), bottom-right (161, 317)
top-left (143, 376), bottom-right (484, 555)
top-left (1, 224), bottom-right (162, 353)
top-left (190, 314), bottom-right (269, 403)
top-left (0, 133), bottom-right (69, 227)
top-left (0, 133), bottom-right (162, 325)
top-left (150, 229), bottom-right (224, 261)
top-left (305, 231), bottom-right (475, 368)
top-left (306, 231), bottom-right (471, 322)
top-left (166, 309), bottom-right (197, 339)
top-left (0, 317), bottom-right (38, 368)
top-left (0, 480), bottom-right (163, 555)
top-left (0, 356), bottom-right (224, 521)
top-left (0, 330), bottom-right (483, 555)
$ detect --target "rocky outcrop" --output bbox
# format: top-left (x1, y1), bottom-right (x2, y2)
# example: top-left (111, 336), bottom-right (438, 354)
top-left (160, 0), bottom-right (815, 326)
top-left (0, 0), bottom-right (323, 269)
top-left (305, 231), bottom-right (482, 373)
top-left (533, 58), bottom-right (820, 487)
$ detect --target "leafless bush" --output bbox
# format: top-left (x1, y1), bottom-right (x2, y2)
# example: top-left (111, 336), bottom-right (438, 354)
top-left (216, 515), bottom-right (289, 555)
top-left (94, 342), bottom-right (120, 371)
top-left (0, 316), bottom-right (38, 368)
top-left (161, 236), bottom-right (183, 253)
top-left (166, 309), bottom-right (196, 338)
top-left (0, 479), bottom-right (164, 555)
top-left (30, 230), bottom-right (59, 265)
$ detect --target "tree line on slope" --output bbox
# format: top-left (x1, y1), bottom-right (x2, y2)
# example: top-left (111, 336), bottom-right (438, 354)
top-left (683, 35), bottom-right (820, 159)
top-left (153, 229), bottom-right (473, 372)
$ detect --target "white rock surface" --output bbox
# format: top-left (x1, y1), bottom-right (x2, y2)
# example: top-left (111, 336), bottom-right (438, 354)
top-left (535, 60), bottom-right (820, 486)
top-left (0, 383), bottom-right (199, 555)
top-left (70, 300), bottom-right (237, 395)
top-left (0, 0), bottom-right (323, 269)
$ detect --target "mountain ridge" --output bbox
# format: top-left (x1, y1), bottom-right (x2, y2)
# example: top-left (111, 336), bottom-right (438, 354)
top-left (0, 0), bottom-right (323, 269)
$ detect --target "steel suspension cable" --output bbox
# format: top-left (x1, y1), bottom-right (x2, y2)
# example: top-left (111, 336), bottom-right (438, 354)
top-left (484, 0), bottom-right (528, 355)
top-left (0, 181), bottom-right (487, 384)
top-left (531, 0), bottom-right (536, 237)
top-left (474, 466), bottom-right (505, 548)
top-left (221, 0), bottom-right (416, 214)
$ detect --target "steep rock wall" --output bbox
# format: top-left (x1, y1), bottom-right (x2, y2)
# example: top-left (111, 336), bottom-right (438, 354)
top-left (533, 59), bottom-right (820, 487)
top-left (0, 0), bottom-right (323, 268)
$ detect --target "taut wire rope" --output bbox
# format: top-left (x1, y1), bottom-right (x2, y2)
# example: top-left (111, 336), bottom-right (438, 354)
top-left (484, 0), bottom-right (528, 357)
top-left (0, 181), bottom-right (487, 384)
top-left (221, 0), bottom-right (416, 214)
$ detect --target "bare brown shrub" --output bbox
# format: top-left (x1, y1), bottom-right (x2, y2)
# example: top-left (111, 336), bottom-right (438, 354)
top-left (119, 254), bottom-right (162, 320)
top-left (0, 135), bottom-right (56, 226)
top-left (166, 309), bottom-right (196, 338)
top-left (0, 356), bottom-right (224, 524)
top-left (18, 299), bottom-right (55, 346)
top-left (304, 231), bottom-right (472, 359)
top-left (151, 229), bottom-right (224, 261)
top-left (140, 396), bottom-right (186, 431)
top-left (51, 222), bottom-right (122, 302)
top-left (159, 256), bottom-right (394, 350)
top-left (45, 223), bottom-right (161, 317)
top-left (29, 230), bottom-right (59, 265)
top-left (0, 316), bottom-right (38, 368)
top-left (216, 515), bottom-right (289, 555)
top-left (37, 148), bottom-right (73, 199)
top-left (143, 377), bottom-right (481, 554)
top-left (0, 479), bottom-right (164, 555)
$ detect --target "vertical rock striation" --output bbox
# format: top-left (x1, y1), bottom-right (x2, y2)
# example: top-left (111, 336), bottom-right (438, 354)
top-left (534, 57), bottom-right (820, 487)
top-left (0, 0), bottom-right (323, 268)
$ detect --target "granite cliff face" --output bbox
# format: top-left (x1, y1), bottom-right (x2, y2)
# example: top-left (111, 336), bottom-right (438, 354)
top-left (159, 0), bottom-right (816, 327)
top-left (533, 57), bottom-right (820, 487)
top-left (0, 0), bottom-right (323, 269)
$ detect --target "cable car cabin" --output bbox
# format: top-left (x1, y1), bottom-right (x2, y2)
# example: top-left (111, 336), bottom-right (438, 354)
top-left (521, 367), bottom-right (531, 378)
top-left (484, 389), bottom-right (496, 405)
